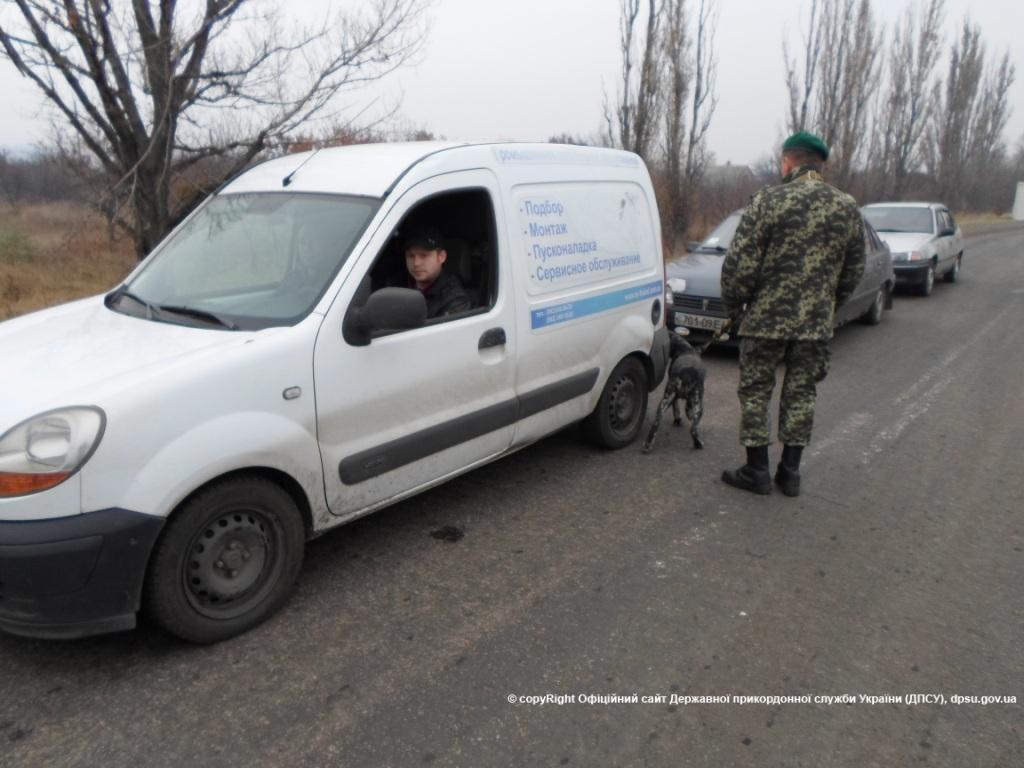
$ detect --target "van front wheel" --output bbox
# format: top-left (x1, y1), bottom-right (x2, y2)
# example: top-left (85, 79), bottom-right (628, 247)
top-left (145, 476), bottom-right (305, 644)
top-left (584, 357), bottom-right (649, 449)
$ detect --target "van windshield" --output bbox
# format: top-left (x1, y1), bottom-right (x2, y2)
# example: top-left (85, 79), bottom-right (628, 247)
top-left (114, 193), bottom-right (378, 330)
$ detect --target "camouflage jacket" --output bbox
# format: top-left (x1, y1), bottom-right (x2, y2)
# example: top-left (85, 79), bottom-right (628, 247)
top-left (720, 166), bottom-right (865, 340)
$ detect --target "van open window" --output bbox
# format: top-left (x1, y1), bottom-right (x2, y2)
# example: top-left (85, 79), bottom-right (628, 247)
top-left (365, 188), bottom-right (498, 323)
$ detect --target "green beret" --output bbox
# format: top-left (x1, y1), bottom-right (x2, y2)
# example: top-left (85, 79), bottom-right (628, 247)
top-left (782, 131), bottom-right (829, 161)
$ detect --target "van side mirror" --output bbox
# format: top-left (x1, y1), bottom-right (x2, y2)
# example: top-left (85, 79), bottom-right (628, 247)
top-left (344, 287), bottom-right (427, 346)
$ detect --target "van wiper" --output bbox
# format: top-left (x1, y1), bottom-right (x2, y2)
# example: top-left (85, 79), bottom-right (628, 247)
top-left (697, 244), bottom-right (728, 253)
top-left (158, 304), bottom-right (239, 330)
top-left (109, 287), bottom-right (158, 319)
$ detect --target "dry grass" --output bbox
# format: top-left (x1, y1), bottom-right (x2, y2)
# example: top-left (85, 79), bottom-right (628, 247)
top-left (955, 212), bottom-right (1024, 237)
top-left (0, 203), bottom-right (136, 322)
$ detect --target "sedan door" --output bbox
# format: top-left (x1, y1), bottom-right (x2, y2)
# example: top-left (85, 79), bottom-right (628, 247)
top-left (835, 218), bottom-right (880, 325)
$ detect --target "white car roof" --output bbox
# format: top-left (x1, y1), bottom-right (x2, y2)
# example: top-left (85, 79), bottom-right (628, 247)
top-left (221, 142), bottom-right (465, 198)
top-left (863, 202), bottom-right (946, 210)
top-left (221, 141), bottom-right (644, 198)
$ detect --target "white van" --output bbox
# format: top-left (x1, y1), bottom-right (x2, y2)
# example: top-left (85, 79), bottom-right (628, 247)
top-left (0, 142), bottom-right (671, 642)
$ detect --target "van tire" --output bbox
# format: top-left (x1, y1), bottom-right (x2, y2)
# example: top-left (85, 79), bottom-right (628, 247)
top-left (584, 357), bottom-right (649, 449)
top-left (144, 476), bottom-right (305, 644)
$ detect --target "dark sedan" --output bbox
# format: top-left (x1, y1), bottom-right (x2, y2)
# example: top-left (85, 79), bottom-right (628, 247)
top-left (666, 210), bottom-right (895, 343)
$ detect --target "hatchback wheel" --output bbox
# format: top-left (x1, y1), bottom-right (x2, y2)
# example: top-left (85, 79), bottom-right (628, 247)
top-left (944, 254), bottom-right (962, 283)
top-left (917, 263), bottom-right (935, 296)
top-left (584, 357), bottom-right (649, 449)
top-left (145, 476), bottom-right (305, 643)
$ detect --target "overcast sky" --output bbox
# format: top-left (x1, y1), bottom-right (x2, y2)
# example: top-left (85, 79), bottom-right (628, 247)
top-left (1, 0), bottom-right (1022, 167)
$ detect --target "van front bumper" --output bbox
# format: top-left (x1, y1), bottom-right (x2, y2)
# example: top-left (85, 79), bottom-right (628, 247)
top-left (0, 508), bottom-right (164, 640)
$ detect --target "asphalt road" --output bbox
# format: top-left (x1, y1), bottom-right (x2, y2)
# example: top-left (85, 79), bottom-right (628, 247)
top-left (2, 227), bottom-right (1022, 768)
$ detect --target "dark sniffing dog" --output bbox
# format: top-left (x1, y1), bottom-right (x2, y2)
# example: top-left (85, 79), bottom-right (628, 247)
top-left (642, 330), bottom-right (706, 452)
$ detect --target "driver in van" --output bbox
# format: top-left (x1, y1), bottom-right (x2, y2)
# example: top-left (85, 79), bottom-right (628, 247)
top-left (402, 226), bottom-right (472, 318)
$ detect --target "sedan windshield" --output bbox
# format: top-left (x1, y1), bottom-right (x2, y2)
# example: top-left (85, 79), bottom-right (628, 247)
top-left (116, 193), bottom-right (378, 330)
top-left (863, 206), bottom-right (934, 234)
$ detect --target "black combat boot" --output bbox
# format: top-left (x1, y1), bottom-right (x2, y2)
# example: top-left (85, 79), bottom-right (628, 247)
top-left (721, 446), bottom-right (771, 495)
top-left (774, 445), bottom-right (803, 497)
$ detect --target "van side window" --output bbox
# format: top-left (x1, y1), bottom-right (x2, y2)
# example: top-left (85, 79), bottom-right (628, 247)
top-left (364, 188), bottom-right (498, 326)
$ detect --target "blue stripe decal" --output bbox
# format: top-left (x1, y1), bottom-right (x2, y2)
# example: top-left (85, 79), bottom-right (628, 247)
top-left (531, 280), bottom-right (663, 329)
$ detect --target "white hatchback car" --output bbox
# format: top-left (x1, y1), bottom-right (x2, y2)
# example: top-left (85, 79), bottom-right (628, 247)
top-left (861, 202), bottom-right (965, 296)
top-left (0, 142), bottom-right (671, 642)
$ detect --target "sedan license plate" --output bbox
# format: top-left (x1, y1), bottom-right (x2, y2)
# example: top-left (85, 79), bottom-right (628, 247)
top-left (675, 312), bottom-right (725, 332)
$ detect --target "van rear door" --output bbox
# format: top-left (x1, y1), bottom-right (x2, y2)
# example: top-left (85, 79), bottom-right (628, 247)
top-left (508, 180), bottom-right (663, 446)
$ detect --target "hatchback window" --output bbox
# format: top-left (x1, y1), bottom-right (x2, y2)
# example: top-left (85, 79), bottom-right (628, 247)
top-left (114, 193), bottom-right (379, 330)
top-left (862, 206), bottom-right (934, 234)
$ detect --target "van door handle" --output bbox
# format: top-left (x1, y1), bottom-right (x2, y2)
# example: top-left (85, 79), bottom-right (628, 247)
top-left (479, 327), bottom-right (507, 349)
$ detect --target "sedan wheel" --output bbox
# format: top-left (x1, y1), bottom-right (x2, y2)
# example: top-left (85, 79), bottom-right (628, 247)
top-left (861, 287), bottom-right (885, 326)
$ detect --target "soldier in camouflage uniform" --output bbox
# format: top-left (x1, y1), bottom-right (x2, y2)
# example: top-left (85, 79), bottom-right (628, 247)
top-left (720, 131), bottom-right (865, 496)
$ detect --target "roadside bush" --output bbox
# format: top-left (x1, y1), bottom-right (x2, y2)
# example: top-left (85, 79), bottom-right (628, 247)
top-left (0, 203), bottom-right (134, 321)
top-left (0, 225), bottom-right (37, 263)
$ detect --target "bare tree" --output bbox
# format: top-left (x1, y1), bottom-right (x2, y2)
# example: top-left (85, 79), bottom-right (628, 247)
top-left (683, 0), bottom-right (718, 198)
top-left (829, 0), bottom-right (882, 188)
top-left (927, 19), bottom-right (1014, 210)
top-left (661, 0), bottom-right (718, 248)
top-left (0, 146), bottom-right (92, 206)
top-left (1012, 134), bottom-right (1024, 180)
top-left (784, 0), bottom-right (881, 187)
top-left (0, 0), bottom-right (426, 258)
top-left (605, 0), bottom-right (664, 160)
top-left (660, 0), bottom-right (689, 249)
top-left (873, 0), bottom-right (945, 199)
top-left (784, 0), bottom-right (823, 133)
top-left (0, 150), bottom-right (16, 205)
top-left (812, 0), bottom-right (858, 146)
top-left (961, 51), bottom-right (1016, 210)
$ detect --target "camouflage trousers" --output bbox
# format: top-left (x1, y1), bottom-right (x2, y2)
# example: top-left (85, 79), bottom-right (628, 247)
top-left (737, 337), bottom-right (831, 447)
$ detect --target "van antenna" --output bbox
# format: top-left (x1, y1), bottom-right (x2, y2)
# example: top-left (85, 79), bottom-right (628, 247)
top-left (282, 148), bottom-right (320, 188)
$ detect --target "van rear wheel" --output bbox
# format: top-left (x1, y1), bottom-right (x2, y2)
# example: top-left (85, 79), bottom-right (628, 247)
top-left (584, 357), bottom-right (649, 449)
top-left (145, 476), bottom-right (305, 644)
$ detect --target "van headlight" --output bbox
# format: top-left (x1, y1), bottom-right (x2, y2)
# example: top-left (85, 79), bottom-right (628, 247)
top-left (0, 407), bottom-right (105, 497)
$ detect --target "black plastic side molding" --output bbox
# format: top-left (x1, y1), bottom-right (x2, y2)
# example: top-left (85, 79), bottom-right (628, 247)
top-left (339, 368), bottom-right (599, 485)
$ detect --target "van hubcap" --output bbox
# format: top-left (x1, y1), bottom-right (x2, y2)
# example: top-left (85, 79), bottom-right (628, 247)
top-left (185, 511), bottom-right (276, 616)
top-left (609, 375), bottom-right (640, 434)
